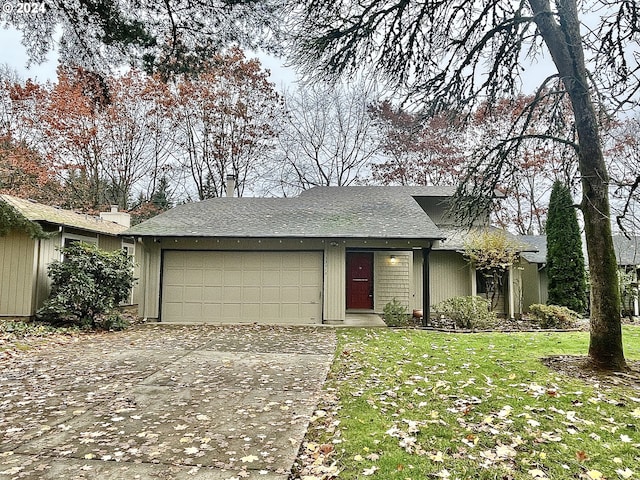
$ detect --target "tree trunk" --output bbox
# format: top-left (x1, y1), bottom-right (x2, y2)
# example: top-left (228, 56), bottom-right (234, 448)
top-left (529, 0), bottom-right (626, 370)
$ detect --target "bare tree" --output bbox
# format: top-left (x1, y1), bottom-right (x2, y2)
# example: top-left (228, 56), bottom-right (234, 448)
top-left (272, 81), bottom-right (380, 195)
top-left (368, 101), bottom-right (466, 187)
top-left (170, 48), bottom-right (283, 199)
top-left (290, 0), bottom-right (639, 370)
top-left (606, 116), bottom-right (640, 235)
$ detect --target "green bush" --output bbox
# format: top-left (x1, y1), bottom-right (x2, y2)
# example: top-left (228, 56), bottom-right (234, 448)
top-left (435, 296), bottom-right (497, 329)
top-left (528, 303), bottom-right (580, 329)
top-left (36, 242), bottom-right (133, 330)
top-left (383, 298), bottom-right (409, 326)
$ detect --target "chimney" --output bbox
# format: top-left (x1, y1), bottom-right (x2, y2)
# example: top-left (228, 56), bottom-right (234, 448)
top-left (226, 174), bottom-right (236, 197)
top-left (100, 205), bottom-right (131, 228)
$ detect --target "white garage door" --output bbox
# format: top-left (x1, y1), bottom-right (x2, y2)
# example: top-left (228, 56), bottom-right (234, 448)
top-left (161, 251), bottom-right (323, 324)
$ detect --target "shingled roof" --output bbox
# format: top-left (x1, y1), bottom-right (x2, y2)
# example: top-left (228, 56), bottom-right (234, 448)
top-left (519, 235), bottom-right (548, 264)
top-left (517, 234), bottom-right (640, 267)
top-left (0, 194), bottom-right (127, 236)
top-left (126, 186), bottom-right (445, 239)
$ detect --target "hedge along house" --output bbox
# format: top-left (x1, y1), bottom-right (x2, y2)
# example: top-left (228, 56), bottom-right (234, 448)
top-left (0, 194), bottom-right (135, 319)
top-left (126, 185), bottom-right (527, 324)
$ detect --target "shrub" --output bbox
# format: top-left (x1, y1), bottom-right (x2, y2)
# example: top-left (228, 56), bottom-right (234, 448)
top-left (545, 181), bottom-right (587, 313)
top-left (383, 298), bottom-right (409, 327)
top-left (36, 242), bottom-right (133, 329)
top-left (435, 296), bottom-right (497, 329)
top-left (528, 304), bottom-right (580, 329)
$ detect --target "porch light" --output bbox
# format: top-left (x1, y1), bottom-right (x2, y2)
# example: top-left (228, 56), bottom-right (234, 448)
top-left (390, 255), bottom-right (397, 264)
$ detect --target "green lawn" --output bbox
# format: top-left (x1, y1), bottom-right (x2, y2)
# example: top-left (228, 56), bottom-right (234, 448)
top-left (297, 326), bottom-right (640, 480)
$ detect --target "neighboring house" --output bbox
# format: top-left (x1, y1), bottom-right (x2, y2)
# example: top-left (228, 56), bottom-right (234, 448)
top-left (518, 234), bottom-right (639, 316)
top-left (126, 185), bottom-right (528, 324)
top-left (0, 195), bottom-right (135, 319)
top-left (613, 235), bottom-right (640, 316)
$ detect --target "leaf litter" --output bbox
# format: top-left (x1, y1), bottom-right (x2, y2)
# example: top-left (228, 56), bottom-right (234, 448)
top-left (0, 323), bottom-right (337, 479)
top-left (290, 327), bottom-right (640, 480)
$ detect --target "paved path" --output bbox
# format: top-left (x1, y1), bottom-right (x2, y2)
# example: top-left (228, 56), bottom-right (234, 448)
top-left (0, 324), bottom-right (337, 479)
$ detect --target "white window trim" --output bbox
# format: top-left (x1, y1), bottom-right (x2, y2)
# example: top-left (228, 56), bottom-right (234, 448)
top-left (61, 232), bottom-right (98, 260)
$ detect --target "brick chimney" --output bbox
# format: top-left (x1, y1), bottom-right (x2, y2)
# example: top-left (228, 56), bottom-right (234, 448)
top-left (100, 205), bottom-right (131, 228)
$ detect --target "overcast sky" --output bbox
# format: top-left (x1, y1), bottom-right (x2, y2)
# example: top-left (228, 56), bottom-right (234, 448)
top-left (0, 27), bottom-right (299, 88)
top-left (1, 24), bottom-right (556, 95)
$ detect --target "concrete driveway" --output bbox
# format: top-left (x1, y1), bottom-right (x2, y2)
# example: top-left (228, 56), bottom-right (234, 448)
top-left (0, 324), bottom-right (337, 479)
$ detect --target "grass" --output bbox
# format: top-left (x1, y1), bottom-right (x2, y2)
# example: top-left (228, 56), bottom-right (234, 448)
top-left (298, 326), bottom-right (640, 480)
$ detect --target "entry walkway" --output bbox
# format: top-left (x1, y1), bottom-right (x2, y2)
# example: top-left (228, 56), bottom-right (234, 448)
top-left (344, 313), bottom-right (387, 327)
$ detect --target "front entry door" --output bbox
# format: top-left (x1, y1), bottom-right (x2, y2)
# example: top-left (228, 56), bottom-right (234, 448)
top-left (346, 252), bottom-right (374, 309)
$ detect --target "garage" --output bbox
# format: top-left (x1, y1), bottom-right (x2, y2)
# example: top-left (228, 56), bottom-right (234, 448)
top-left (161, 251), bottom-right (323, 323)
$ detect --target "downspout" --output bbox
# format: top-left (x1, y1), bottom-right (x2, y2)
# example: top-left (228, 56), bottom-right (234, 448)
top-left (422, 245), bottom-right (432, 327)
top-left (31, 237), bottom-right (42, 318)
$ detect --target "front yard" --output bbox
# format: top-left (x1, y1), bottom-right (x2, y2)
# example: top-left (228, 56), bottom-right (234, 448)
top-left (295, 327), bottom-right (640, 480)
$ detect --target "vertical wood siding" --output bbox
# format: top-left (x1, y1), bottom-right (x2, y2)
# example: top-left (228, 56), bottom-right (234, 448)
top-left (412, 249), bottom-right (423, 311)
top-left (97, 234), bottom-right (122, 252)
top-left (0, 232), bottom-right (36, 316)
top-left (142, 241), bottom-right (162, 319)
top-left (34, 234), bottom-right (61, 311)
top-left (324, 245), bottom-right (346, 321)
top-left (430, 251), bottom-right (472, 306)
top-left (374, 251), bottom-right (411, 311)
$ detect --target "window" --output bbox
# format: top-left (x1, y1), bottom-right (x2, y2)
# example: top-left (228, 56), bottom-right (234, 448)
top-left (61, 233), bottom-right (97, 261)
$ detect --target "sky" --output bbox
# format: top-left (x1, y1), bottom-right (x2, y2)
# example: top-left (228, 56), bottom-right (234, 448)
top-left (0, 26), bottom-right (299, 87)
top-left (0, 28), bottom-right (59, 81)
top-left (1, 24), bottom-right (558, 94)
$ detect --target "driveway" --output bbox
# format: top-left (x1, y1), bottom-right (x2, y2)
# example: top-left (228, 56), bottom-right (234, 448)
top-left (0, 324), bottom-right (337, 479)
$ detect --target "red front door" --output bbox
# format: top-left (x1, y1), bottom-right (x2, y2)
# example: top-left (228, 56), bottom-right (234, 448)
top-left (346, 252), bottom-right (374, 309)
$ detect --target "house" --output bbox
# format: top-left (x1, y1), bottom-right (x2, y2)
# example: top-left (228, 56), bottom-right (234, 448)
top-left (0, 195), bottom-right (135, 319)
top-left (613, 235), bottom-right (639, 316)
top-left (519, 235), bottom-right (549, 311)
top-left (518, 234), bottom-right (639, 316)
top-left (126, 185), bottom-right (528, 324)
top-left (430, 226), bottom-right (534, 317)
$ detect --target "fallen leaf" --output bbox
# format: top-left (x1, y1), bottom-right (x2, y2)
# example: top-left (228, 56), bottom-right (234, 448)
top-left (528, 468), bottom-right (547, 478)
top-left (241, 455), bottom-right (259, 463)
top-left (616, 468), bottom-right (634, 479)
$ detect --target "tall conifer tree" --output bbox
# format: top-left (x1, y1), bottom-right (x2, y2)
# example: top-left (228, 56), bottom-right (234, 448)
top-left (546, 181), bottom-right (587, 313)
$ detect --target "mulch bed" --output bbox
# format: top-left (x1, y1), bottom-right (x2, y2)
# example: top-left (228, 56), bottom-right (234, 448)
top-left (542, 355), bottom-right (640, 390)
